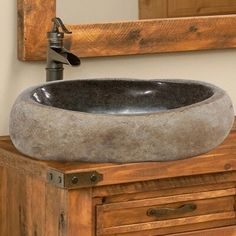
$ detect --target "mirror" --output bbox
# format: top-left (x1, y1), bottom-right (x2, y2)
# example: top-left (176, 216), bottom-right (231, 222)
top-left (139, 0), bottom-right (236, 19)
top-left (57, 0), bottom-right (236, 24)
top-left (18, 0), bottom-right (236, 61)
top-left (57, 0), bottom-right (139, 24)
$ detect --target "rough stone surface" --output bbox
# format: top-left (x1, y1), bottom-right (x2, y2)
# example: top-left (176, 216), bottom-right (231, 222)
top-left (9, 79), bottom-right (234, 163)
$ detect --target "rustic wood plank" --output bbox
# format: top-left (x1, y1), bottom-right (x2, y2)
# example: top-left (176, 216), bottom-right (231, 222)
top-left (170, 225), bottom-right (236, 236)
top-left (108, 220), bottom-right (236, 236)
top-left (98, 212), bottom-right (236, 235)
top-left (17, 0), bottom-right (56, 60)
top-left (68, 188), bottom-right (93, 236)
top-left (66, 15), bottom-right (236, 58)
top-left (100, 181), bottom-right (236, 204)
top-left (99, 197), bottom-right (235, 229)
top-left (0, 168), bottom-right (47, 236)
top-left (100, 189), bottom-right (236, 211)
top-left (45, 184), bottom-right (67, 236)
top-left (17, 0), bottom-right (236, 61)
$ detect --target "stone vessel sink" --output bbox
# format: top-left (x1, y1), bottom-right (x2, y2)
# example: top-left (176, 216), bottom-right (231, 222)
top-left (9, 79), bottom-right (234, 163)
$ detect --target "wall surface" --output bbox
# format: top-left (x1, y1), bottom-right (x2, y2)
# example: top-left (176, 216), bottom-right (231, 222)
top-left (0, 1), bottom-right (236, 135)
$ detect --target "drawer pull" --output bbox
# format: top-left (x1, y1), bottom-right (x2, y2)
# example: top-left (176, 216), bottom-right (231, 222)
top-left (147, 203), bottom-right (197, 218)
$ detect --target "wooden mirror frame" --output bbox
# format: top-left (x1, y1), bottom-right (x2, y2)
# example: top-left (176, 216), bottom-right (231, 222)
top-left (18, 0), bottom-right (236, 61)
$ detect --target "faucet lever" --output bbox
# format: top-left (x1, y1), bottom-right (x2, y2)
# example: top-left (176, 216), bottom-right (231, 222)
top-left (51, 17), bottom-right (72, 34)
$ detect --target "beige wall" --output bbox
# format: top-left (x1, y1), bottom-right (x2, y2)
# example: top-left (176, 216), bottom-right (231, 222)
top-left (0, 0), bottom-right (236, 135)
top-left (57, 0), bottom-right (139, 23)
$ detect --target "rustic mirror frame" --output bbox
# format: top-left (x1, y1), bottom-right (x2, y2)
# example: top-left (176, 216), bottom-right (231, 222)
top-left (18, 0), bottom-right (236, 61)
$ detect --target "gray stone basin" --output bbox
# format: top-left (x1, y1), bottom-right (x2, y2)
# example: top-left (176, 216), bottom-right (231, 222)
top-left (9, 79), bottom-right (234, 163)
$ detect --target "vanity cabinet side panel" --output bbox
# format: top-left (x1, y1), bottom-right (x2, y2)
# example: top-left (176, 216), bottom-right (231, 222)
top-left (0, 164), bottom-right (68, 236)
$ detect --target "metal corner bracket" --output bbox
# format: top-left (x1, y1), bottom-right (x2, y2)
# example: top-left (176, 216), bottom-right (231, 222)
top-left (47, 169), bottom-right (103, 189)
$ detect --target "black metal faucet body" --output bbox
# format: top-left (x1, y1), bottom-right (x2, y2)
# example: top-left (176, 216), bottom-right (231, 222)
top-left (46, 18), bottom-right (81, 82)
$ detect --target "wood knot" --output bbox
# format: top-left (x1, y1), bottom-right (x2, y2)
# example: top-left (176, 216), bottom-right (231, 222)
top-left (189, 26), bottom-right (198, 32)
top-left (224, 163), bottom-right (232, 171)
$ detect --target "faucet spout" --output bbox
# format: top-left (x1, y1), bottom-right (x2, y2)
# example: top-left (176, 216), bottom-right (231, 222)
top-left (46, 17), bottom-right (81, 82)
top-left (47, 48), bottom-right (80, 66)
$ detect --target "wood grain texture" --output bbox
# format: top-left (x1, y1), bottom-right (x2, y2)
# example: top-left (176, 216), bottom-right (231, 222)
top-left (0, 166), bottom-right (67, 236)
top-left (98, 196), bottom-right (235, 228)
top-left (97, 212), bottom-right (236, 235)
top-left (139, 0), bottom-right (236, 19)
top-left (139, 0), bottom-right (168, 19)
top-left (68, 188), bottom-right (93, 236)
top-left (107, 220), bottom-right (236, 236)
top-left (170, 226), bottom-right (236, 236)
top-left (100, 181), bottom-right (236, 203)
top-left (17, 0), bottom-right (236, 61)
top-left (170, 225), bottom-right (236, 235)
top-left (93, 172), bottom-right (236, 198)
top-left (99, 189), bottom-right (236, 211)
top-left (17, 0), bottom-right (56, 60)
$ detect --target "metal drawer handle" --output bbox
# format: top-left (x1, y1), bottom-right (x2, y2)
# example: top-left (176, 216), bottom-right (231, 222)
top-left (147, 203), bottom-right (197, 218)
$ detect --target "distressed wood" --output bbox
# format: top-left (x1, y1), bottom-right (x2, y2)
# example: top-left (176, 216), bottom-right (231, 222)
top-left (17, 0), bottom-right (236, 61)
top-left (139, 0), bottom-right (236, 19)
top-left (93, 172), bottom-right (236, 199)
top-left (0, 166), bottom-right (67, 236)
top-left (106, 220), bottom-right (236, 236)
top-left (68, 189), bottom-right (93, 236)
top-left (99, 189), bottom-right (236, 211)
top-left (98, 196), bottom-right (235, 228)
top-left (97, 212), bottom-right (236, 235)
top-left (170, 225), bottom-right (236, 235)
top-left (17, 0), bottom-right (56, 60)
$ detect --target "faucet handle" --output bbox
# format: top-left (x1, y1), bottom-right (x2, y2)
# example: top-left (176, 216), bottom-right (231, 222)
top-left (51, 17), bottom-right (72, 34)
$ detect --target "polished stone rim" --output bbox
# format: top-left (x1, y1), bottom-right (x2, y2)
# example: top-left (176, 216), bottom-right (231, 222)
top-left (24, 79), bottom-right (223, 116)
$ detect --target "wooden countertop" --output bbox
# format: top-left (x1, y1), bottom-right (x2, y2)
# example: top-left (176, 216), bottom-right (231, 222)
top-left (0, 122), bottom-right (236, 187)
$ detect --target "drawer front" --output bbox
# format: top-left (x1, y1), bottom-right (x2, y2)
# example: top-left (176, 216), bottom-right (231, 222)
top-left (96, 188), bottom-right (236, 235)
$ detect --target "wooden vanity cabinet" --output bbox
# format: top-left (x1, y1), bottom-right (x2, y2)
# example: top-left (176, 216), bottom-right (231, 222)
top-left (1, 125), bottom-right (236, 236)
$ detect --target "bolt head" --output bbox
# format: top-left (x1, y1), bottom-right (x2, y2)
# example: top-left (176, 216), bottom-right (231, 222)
top-left (71, 176), bottom-right (79, 185)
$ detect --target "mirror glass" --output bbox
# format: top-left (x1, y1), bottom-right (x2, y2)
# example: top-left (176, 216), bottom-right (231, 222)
top-left (57, 0), bottom-right (139, 24)
top-left (57, 0), bottom-right (236, 24)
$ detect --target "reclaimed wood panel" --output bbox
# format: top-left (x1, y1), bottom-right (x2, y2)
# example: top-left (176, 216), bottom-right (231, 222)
top-left (17, 0), bottom-right (56, 60)
top-left (99, 189), bottom-right (236, 211)
top-left (170, 225), bottom-right (236, 235)
top-left (98, 197), bottom-right (235, 228)
top-left (107, 220), bottom-right (236, 236)
top-left (97, 212), bottom-right (236, 235)
top-left (0, 166), bottom-right (67, 236)
top-left (68, 189), bottom-right (93, 236)
top-left (17, 0), bottom-right (236, 60)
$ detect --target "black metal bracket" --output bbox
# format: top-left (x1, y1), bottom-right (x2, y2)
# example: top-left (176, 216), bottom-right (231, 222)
top-left (47, 169), bottom-right (103, 189)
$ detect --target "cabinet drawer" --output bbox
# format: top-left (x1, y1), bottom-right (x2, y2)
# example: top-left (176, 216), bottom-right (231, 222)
top-left (96, 188), bottom-right (236, 235)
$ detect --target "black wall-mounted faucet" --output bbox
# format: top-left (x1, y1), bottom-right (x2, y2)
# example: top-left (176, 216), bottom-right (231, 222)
top-left (46, 17), bottom-right (81, 82)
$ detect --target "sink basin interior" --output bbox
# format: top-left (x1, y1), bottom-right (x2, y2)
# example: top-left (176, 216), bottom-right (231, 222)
top-left (31, 80), bottom-right (214, 115)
